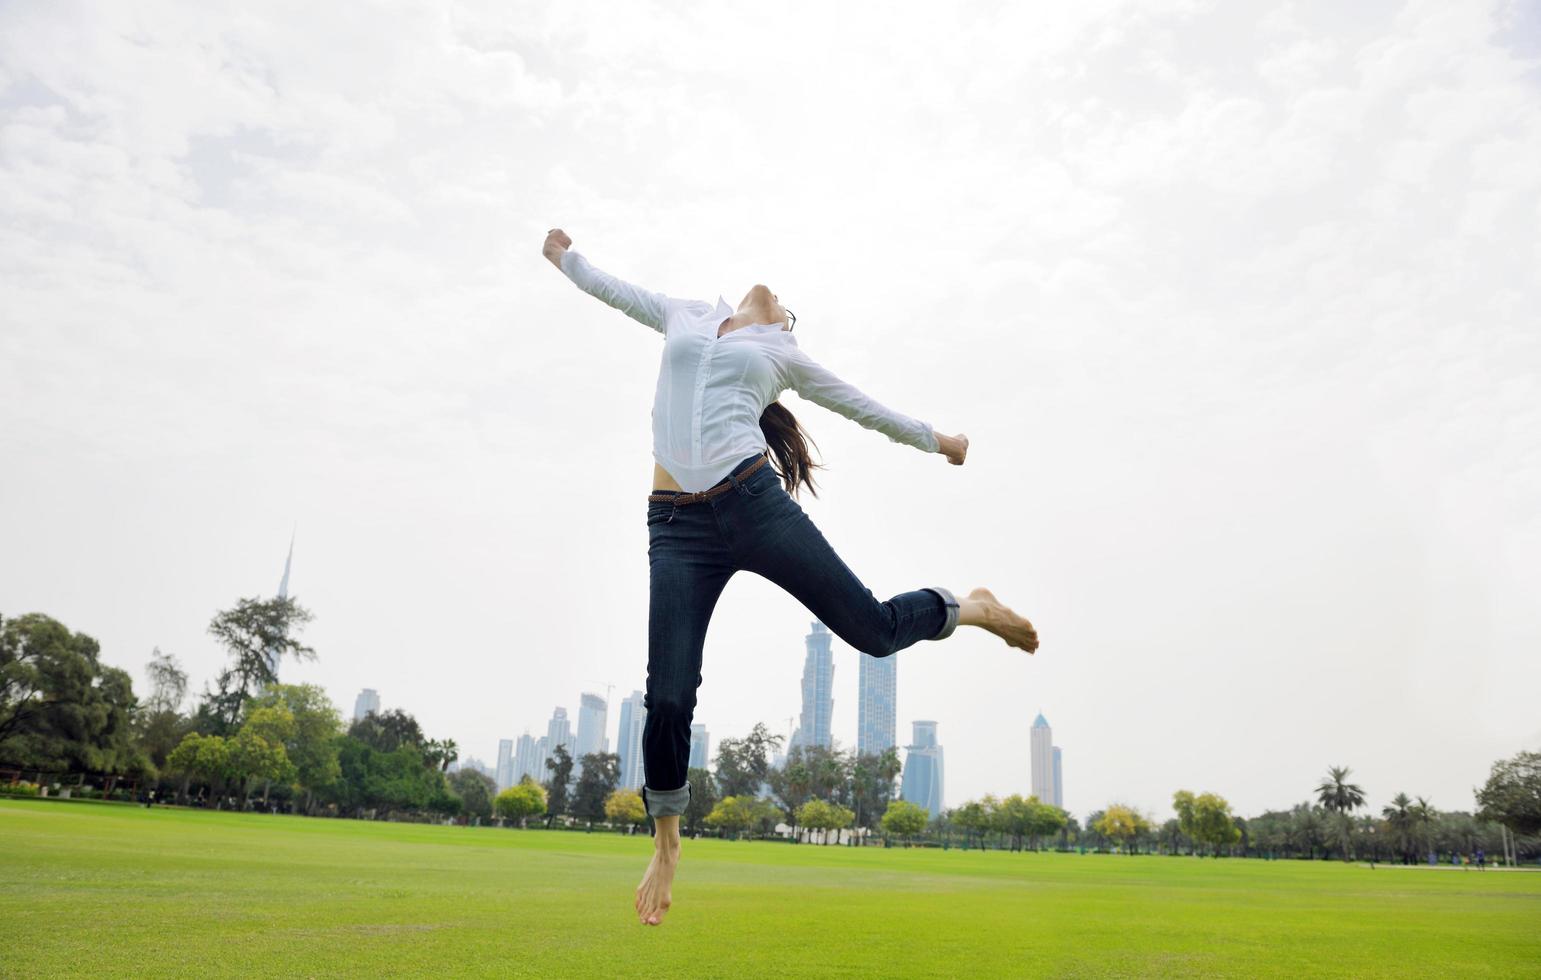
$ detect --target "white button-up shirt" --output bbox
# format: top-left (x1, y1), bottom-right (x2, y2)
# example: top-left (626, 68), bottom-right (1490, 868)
top-left (560, 250), bottom-right (939, 492)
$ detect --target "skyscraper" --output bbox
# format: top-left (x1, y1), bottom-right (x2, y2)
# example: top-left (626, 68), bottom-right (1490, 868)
top-left (514, 733), bottom-right (538, 784)
top-left (899, 720), bottom-right (944, 819)
top-left (532, 735), bottom-right (550, 782)
top-left (616, 691), bottom-right (646, 790)
top-left (263, 533), bottom-right (295, 686)
top-left (496, 738), bottom-right (514, 792)
top-left (688, 724), bottom-right (710, 770)
top-left (352, 688), bottom-right (380, 722)
top-left (790, 621), bottom-right (835, 750)
top-left (546, 707), bottom-right (576, 772)
top-left (857, 652), bottom-right (897, 756)
top-left (1030, 712), bottom-right (1056, 805)
top-left (1052, 746), bottom-right (1063, 810)
top-left (575, 693), bottom-right (609, 777)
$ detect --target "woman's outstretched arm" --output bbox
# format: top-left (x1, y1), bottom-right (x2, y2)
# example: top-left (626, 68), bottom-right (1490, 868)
top-left (543, 227), bottom-right (669, 335)
top-left (784, 343), bottom-right (967, 463)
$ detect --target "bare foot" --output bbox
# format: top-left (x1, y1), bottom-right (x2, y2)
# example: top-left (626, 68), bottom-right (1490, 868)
top-left (968, 587), bottom-right (1039, 653)
top-left (635, 835), bottom-right (680, 925)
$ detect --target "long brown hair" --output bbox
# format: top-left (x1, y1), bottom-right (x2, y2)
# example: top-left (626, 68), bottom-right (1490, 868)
top-left (759, 400), bottom-right (824, 499)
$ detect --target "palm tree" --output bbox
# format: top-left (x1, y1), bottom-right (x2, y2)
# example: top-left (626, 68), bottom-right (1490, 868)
top-left (1315, 766), bottom-right (1367, 860)
top-left (1413, 796), bottom-right (1436, 863)
top-left (1382, 792), bottom-right (1416, 863)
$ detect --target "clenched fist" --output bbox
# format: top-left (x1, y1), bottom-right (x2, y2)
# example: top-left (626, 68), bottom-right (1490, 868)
top-left (543, 228), bottom-right (572, 269)
top-left (937, 432), bottom-right (969, 466)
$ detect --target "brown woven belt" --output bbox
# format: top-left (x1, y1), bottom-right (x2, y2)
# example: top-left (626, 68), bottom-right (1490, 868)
top-left (648, 451), bottom-right (771, 505)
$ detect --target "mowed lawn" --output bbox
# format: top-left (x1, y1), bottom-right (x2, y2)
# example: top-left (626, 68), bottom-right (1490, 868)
top-left (3, 800), bottom-right (1538, 978)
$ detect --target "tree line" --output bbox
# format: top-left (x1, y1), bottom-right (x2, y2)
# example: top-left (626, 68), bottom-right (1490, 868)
top-left (3, 605), bottom-right (1537, 861)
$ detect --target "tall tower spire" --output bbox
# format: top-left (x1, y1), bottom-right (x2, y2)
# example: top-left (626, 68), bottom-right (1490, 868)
top-left (278, 526), bottom-right (295, 600)
top-left (264, 529), bottom-right (295, 687)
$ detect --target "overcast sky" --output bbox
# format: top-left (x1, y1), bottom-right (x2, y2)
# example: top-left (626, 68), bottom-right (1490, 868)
top-left (2, 0), bottom-right (1537, 822)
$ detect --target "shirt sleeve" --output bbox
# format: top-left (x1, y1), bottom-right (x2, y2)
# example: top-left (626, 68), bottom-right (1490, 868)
top-left (558, 249), bottom-right (669, 335)
top-left (784, 344), bottom-right (940, 453)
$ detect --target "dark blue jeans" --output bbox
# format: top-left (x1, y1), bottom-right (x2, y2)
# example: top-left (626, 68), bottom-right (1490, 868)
top-left (640, 450), bottom-right (960, 818)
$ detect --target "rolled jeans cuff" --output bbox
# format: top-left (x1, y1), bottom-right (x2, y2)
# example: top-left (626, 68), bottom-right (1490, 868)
top-left (923, 586), bottom-right (961, 641)
top-left (642, 781), bottom-right (691, 818)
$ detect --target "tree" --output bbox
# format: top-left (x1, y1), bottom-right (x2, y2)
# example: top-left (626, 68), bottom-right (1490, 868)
top-left (543, 744), bottom-right (574, 824)
top-left (249, 684), bottom-right (343, 813)
top-left (496, 777), bottom-right (548, 827)
top-left (713, 723), bottom-right (784, 798)
top-left (324, 735), bottom-right (447, 819)
top-left (239, 704), bottom-right (297, 805)
top-left (143, 648), bottom-right (188, 715)
top-left (993, 794), bottom-right (1035, 851)
top-left (767, 751), bottom-right (813, 830)
top-left (1094, 804), bottom-right (1151, 854)
top-left (135, 648), bottom-right (193, 772)
top-left (1475, 750), bottom-right (1541, 837)
top-left (1028, 799), bottom-right (1068, 850)
top-left (1174, 790), bottom-right (1241, 856)
top-left (1382, 792), bottom-right (1418, 864)
top-left (952, 799), bottom-right (993, 849)
top-left (849, 747), bottom-right (904, 830)
top-left (572, 752), bottom-right (621, 826)
top-left (704, 795), bottom-right (759, 837)
top-left (348, 709), bottom-right (424, 753)
top-left (797, 798), bottom-right (855, 844)
top-left (1315, 766), bottom-right (1367, 860)
top-left (0, 613), bottom-right (149, 786)
top-left (1192, 793), bottom-right (1240, 856)
top-left (881, 800), bottom-right (929, 842)
top-left (197, 597), bottom-right (315, 734)
top-left (683, 767), bottom-right (719, 836)
top-left (448, 769), bottom-right (496, 821)
top-left (167, 732), bottom-right (233, 804)
top-left (605, 788), bottom-right (648, 829)
top-left (228, 728), bottom-right (293, 806)
top-left (424, 738), bottom-right (458, 774)
top-left (1412, 796), bottom-right (1437, 862)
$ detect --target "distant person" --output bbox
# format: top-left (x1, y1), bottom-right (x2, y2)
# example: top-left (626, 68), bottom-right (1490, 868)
top-left (544, 229), bottom-right (1041, 927)
top-left (1476, 848), bottom-right (1486, 870)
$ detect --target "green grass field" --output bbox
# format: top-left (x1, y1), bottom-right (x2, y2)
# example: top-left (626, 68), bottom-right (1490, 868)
top-left (3, 800), bottom-right (1538, 978)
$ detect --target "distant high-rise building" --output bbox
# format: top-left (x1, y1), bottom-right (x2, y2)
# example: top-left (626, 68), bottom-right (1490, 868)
top-left (352, 688), bottom-right (380, 722)
top-left (513, 733), bottom-right (538, 784)
top-left (689, 724), bottom-right (710, 770)
top-left (544, 707), bottom-right (576, 778)
top-left (575, 693), bottom-right (609, 778)
top-left (900, 720), bottom-right (944, 819)
top-left (1052, 746), bottom-right (1063, 810)
top-left (790, 622), bottom-right (835, 750)
top-left (616, 691), bottom-right (647, 790)
top-left (495, 739), bottom-right (515, 791)
top-left (263, 533), bottom-right (295, 686)
top-left (1030, 712), bottom-right (1055, 805)
top-left (533, 735), bottom-right (550, 783)
top-left (857, 652), bottom-right (897, 756)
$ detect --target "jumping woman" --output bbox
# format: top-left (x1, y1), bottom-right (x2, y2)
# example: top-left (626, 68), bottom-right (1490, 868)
top-left (541, 228), bottom-right (1040, 926)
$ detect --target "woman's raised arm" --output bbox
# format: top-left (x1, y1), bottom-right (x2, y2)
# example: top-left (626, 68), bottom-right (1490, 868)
top-left (784, 343), bottom-right (944, 455)
top-left (543, 228), bottom-right (668, 335)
